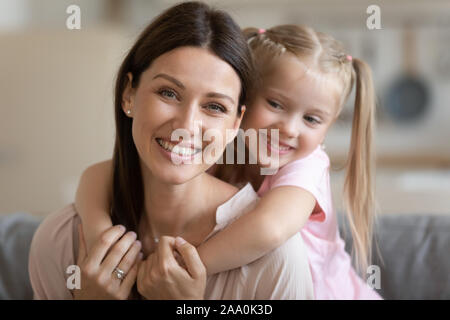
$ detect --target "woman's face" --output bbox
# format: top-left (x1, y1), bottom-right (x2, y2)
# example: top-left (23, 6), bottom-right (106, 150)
top-left (123, 46), bottom-right (243, 185)
top-left (241, 52), bottom-right (340, 169)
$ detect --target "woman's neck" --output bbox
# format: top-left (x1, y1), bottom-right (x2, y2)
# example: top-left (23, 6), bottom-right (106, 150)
top-left (138, 168), bottom-right (224, 256)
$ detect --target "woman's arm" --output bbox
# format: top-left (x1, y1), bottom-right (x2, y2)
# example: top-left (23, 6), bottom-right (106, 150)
top-left (197, 186), bottom-right (316, 275)
top-left (75, 160), bottom-right (114, 251)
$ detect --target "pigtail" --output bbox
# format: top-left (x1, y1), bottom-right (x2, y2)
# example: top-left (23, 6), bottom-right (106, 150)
top-left (342, 58), bottom-right (378, 278)
top-left (242, 27), bottom-right (260, 42)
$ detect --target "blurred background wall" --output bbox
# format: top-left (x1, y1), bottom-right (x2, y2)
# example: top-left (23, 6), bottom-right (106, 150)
top-left (1, 0), bottom-right (449, 216)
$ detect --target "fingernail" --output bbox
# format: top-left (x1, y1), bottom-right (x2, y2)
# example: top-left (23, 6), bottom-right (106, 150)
top-left (117, 225), bottom-right (126, 232)
top-left (129, 231), bottom-right (137, 239)
top-left (138, 252), bottom-right (144, 260)
top-left (135, 240), bottom-right (141, 247)
top-left (175, 236), bottom-right (186, 246)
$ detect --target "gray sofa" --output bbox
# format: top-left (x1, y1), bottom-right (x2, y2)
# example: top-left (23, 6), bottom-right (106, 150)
top-left (0, 212), bottom-right (449, 300)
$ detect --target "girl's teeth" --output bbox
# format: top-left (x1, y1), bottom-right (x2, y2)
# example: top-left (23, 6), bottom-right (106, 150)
top-left (157, 139), bottom-right (199, 156)
top-left (269, 139), bottom-right (290, 151)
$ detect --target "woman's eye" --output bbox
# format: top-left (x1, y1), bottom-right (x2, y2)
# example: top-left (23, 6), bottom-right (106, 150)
top-left (158, 88), bottom-right (177, 99)
top-left (305, 115), bottom-right (320, 124)
top-left (267, 99), bottom-right (282, 110)
top-left (205, 103), bottom-right (226, 113)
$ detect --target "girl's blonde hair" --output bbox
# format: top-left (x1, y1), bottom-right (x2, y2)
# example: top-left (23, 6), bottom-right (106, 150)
top-left (243, 25), bottom-right (378, 277)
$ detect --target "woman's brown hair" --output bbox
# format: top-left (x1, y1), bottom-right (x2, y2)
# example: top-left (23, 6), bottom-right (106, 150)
top-left (110, 1), bottom-right (253, 235)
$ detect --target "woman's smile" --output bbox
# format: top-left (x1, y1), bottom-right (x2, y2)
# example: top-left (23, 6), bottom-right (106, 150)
top-left (155, 137), bottom-right (202, 163)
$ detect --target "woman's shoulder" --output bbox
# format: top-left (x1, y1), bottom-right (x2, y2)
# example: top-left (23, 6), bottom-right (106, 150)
top-left (206, 180), bottom-right (259, 234)
top-left (207, 172), bottom-right (241, 195)
top-left (29, 204), bottom-right (80, 299)
top-left (205, 173), bottom-right (253, 212)
top-left (31, 204), bottom-right (79, 251)
top-left (79, 159), bottom-right (113, 183)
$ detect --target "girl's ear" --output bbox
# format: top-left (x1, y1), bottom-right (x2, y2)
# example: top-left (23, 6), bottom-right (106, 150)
top-left (122, 72), bottom-right (135, 117)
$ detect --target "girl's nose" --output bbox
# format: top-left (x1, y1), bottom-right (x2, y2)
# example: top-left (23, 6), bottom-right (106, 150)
top-left (280, 115), bottom-right (301, 139)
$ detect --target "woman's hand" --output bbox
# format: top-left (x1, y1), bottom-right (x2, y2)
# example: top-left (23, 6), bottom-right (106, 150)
top-left (137, 236), bottom-right (206, 300)
top-left (73, 223), bottom-right (142, 300)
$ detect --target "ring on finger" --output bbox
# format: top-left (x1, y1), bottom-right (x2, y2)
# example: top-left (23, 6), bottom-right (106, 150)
top-left (113, 267), bottom-right (126, 280)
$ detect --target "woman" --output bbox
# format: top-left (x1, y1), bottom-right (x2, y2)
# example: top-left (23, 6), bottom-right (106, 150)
top-left (28, 1), bottom-right (314, 299)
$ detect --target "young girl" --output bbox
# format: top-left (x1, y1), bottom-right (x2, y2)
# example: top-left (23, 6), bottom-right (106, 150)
top-left (75, 25), bottom-right (381, 299)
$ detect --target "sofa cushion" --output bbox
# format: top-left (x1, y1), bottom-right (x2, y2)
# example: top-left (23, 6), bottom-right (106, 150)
top-left (0, 213), bottom-right (41, 300)
top-left (338, 213), bottom-right (450, 299)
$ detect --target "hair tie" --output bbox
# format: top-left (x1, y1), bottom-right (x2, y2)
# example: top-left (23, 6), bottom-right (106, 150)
top-left (346, 55), bottom-right (353, 61)
top-left (258, 28), bottom-right (266, 34)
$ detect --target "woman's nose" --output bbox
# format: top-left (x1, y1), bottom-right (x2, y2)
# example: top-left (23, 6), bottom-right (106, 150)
top-left (171, 101), bottom-right (202, 137)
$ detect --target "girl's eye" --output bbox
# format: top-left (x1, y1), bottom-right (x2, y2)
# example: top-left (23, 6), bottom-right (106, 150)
top-left (304, 115), bottom-right (321, 125)
top-left (205, 103), bottom-right (227, 113)
top-left (158, 88), bottom-right (177, 100)
top-left (267, 99), bottom-right (282, 110)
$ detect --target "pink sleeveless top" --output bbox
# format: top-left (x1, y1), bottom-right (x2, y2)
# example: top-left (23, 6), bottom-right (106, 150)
top-left (257, 146), bottom-right (382, 299)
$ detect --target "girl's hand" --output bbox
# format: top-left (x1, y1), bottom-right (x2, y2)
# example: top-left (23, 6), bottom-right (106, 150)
top-left (136, 236), bottom-right (206, 300)
top-left (73, 223), bottom-right (142, 300)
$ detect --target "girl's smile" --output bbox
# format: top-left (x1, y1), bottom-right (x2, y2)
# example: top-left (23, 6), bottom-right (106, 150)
top-left (266, 135), bottom-right (296, 156)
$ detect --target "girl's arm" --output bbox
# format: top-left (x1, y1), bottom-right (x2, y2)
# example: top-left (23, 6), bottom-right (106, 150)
top-left (75, 160), bottom-right (114, 252)
top-left (197, 186), bottom-right (316, 275)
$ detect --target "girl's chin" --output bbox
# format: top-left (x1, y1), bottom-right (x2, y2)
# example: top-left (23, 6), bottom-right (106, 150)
top-left (257, 155), bottom-right (291, 170)
top-left (257, 158), bottom-right (282, 170)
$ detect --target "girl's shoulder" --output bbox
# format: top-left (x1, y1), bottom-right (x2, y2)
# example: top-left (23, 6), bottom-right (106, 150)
top-left (295, 145), bottom-right (329, 166)
top-left (258, 146), bottom-right (330, 196)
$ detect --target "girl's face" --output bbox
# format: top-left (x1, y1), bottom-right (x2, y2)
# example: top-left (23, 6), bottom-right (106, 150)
top-left (241, 52), bottom-right (341, 169)
top-left (124, 46), bottom-right (243, 185)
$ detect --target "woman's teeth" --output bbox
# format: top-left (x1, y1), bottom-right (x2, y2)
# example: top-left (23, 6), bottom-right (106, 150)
top-left (156, 138), bottom-right (201, 156)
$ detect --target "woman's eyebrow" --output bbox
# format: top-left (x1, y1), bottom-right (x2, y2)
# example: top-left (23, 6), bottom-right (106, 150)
top-left (153, 73), bottom-right (185, 89)
top-left (205, 92), bottom-right (235, 105)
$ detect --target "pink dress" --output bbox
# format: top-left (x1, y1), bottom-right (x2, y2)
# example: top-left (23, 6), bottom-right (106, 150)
top-left (258, 145), bottom-right (383, 300)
